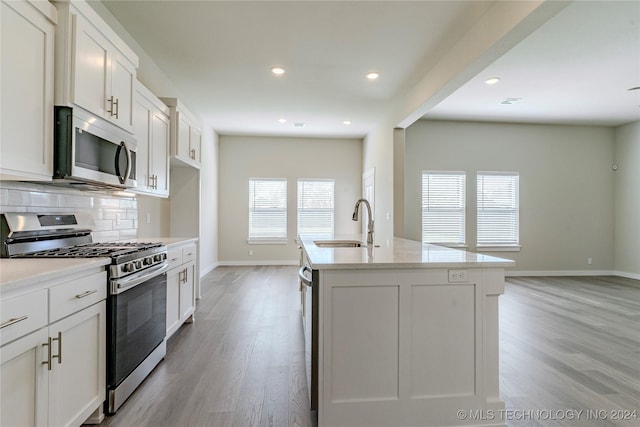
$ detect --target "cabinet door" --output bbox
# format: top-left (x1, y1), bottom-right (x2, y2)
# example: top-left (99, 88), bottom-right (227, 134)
top-left (110, 53), bottom-right (135, 132)
top-left (0, 0), bottom-right (55, 180)
top-left (176, 112), bottom-right (192, 161)
top-left (47, 302), bottom-right (106, 427)
top-left (166, 267), bottom-right (181, 338)
top-left (179, 262), bottom-right (196, 322)
top-left (133, 94), bottom-right (152, 192)
top-left (189, 126), bottom-right (202, 165)
top-left (151, 111), bottom-right (170, 196)
top-left (0, 328), bottom-right (49, 427)
top-left (71, 14), bottom-right (109, 120)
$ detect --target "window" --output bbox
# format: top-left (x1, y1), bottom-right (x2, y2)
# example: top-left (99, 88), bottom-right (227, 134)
top-left (297, 179), bottom-right (334, 238)
top-left (477, 172), bottom-right (519, 247)
top-left (421, 171), bottom-right (466, 245)
top-left (248, 178), bottom-right (287, 243)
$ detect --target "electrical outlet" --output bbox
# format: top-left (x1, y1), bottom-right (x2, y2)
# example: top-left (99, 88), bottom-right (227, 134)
top-left (448, 269), bottom-right (468, 283)
top-left (115, 212), bottom-right (121, 226)
top-left (587, 257), bottom-right (593, 265)
top-left (146, 212), bottom-right (151, 224)
top-left (249, 250), bottom-right (254, 256)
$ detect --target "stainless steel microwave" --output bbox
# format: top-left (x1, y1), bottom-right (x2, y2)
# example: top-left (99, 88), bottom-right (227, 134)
top-left (54, 106), bottom-right (136, 189)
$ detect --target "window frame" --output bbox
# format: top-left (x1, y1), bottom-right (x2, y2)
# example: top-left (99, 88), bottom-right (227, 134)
top-left (421, 170), bottom-right (467, 247)
top-left (476, 171), bottom-right (521, 252)
top-left (296, 178), bottom-right (335, 240)
top-left (248, 178), bottom-right (288, 244)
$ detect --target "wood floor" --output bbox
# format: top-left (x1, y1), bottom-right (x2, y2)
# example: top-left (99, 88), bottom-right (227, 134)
top-left (98, 268), bottom-right (639, 427)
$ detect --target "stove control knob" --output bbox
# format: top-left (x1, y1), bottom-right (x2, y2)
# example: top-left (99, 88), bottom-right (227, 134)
top-left (122, 263), bottom-right (134, 273)
top-left (143, 257), bottom-right (151, 265)
top-left (135, 261), bottom-right (142, 269)
top-left (153, 254), bottom-right (162, 262)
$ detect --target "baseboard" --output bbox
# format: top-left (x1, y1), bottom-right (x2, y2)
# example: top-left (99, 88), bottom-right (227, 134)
top-left (613, 270), bottom-right (640, 280)
top-left (200, 262), bottom-right (219, 277)
top-left (507, 270), bottom-right (615, 277)
top-left (218, 260), bottom-right (299, 266)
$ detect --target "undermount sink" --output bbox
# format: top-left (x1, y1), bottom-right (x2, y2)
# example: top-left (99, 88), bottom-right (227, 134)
top-left (313, 239), bottom-right (365, 248)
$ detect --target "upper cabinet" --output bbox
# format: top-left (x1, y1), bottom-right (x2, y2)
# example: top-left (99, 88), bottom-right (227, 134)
top-left (0, 0), bottom-right (57, 181)
top-left (160, 98), bottom-right (202, 169)
top-left (53, 0), bottom-right (138, 134)
top-left (133, 81), bottom-right (170, 198)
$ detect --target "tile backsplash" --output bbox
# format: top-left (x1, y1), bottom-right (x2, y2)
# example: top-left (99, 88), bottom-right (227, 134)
top-left (0, 181), bottom-right (137, 242)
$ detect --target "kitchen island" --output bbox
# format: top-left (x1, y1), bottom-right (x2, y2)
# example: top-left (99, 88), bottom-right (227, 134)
top-left (299, 236), bottom-right (515, 427)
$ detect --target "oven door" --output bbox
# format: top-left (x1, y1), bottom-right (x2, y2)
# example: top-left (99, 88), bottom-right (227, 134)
top-left (107, 267), bottom-right (167, 389)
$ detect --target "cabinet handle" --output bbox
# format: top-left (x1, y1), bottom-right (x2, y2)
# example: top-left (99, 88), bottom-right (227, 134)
top-left (153, 175), bottom-right (158, 190)
top-left (107, 95), bottom-right (115, 116)
top-left (52, 331), bottom-right (62, 365)
top-left (190, 148), bottom-right (196, 160)
top-left (114, 97), bottom-right (119, 119)
top-left (0, 315), bottom-right (28, 329)
top-left (43, 337), bottom-right (52, 370)
top-left (75, 289), bottom-right (97, 299)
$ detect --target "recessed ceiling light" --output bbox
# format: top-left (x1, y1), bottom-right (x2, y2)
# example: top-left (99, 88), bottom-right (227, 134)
top-left (278, 118), bottom-right (287, 123)
top-left (485, 77), bottom-right (501, 85)
top-left (293, 122), bottom-right (305, 127)
top-left (271, 67), bottom-right (285, 75)
top-left (366, 72), bottom-right (379, 80)
top-left (500, 97), bottom-right (523, 105)
top-left (343, 120), bottom-right (352, 125)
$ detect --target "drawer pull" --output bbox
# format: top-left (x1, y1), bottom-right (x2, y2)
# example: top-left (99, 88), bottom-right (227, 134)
top-left (52, 332), bottom-right (62, 365)
top-left (170, 257), bottom-right (179, 262)
top-left (0, 315), bottom-right (28, 329)
top-left (43, 337), bottom-right (52, 370)
top-left (75, 289), bottom-right (98, 299)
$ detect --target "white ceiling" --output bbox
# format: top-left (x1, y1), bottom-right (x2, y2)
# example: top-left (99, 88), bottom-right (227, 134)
top-left (102, 0), bottom-right (640, 138)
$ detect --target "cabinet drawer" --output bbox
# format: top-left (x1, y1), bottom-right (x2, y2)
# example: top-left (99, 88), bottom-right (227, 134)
top-left (0, 289), bottom-right (48, 346)
top-left (182, 244), bottom-right (196, 264)
top-left (49, 271), bottom-right (107, 322)
top-left (167, 247), bottom-right (183, 270)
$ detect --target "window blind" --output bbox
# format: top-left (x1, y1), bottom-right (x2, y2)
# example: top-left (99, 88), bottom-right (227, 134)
top-left (297, 179), bottom-right (334, 239)
top-left (421, 171), bottom-right (466, 245)
top-left (248, 178), bottom-right (287, 242)
top-left (477, 172), bottom-right (519, 246)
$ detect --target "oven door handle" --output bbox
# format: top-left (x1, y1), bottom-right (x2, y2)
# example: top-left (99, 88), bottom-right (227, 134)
top-left (110, 263), bottom-right (169, 295)
top-left (298, 265), bottom-right (313, 287)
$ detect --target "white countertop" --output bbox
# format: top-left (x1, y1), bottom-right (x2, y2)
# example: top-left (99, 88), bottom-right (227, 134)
top-left (1, 237), bottom-right (198, 295)
top-left (0, 258), bottom-right (111, 294)
top-left (300, 235), bottom-right (515, 270)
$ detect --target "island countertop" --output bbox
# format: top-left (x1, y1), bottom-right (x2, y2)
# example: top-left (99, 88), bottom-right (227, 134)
top-left (300, 235), bottom-right (515, 270)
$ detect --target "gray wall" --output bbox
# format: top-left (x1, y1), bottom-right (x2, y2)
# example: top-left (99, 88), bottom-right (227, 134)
top-left (614, 121), bottom-right (640, 278)
top-left (404, 120), bottom-right (616, 274)
top-left (218, 135), bottom-right (363, 264)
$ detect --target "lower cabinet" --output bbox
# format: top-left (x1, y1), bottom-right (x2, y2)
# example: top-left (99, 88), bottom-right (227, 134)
top-left (166, 242), bottom-right (197, 339)
top-left (0, 268), bottom-right (107, 427)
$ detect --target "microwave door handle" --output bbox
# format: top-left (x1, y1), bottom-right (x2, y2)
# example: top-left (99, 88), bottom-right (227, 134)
top-left (115, 141), bottom-right (132, 184)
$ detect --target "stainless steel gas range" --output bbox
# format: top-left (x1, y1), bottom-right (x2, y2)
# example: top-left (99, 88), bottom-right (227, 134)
top-left (1, 212), bottom-right (168, 414)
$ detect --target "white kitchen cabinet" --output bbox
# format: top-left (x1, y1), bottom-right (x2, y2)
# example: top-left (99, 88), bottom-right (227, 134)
top-left (0, 0), bottom-right (56, 181)
top-left (0, 268), bottom-right (107, 427)
top-left (133, 81), bottom-right (170, 197)
top-left (166, 241), bottom-right (198, 339)
top-left (53, 0), bottom-right (138, 133)
top-left (160, 97), bottom-right (202, 168)
top-left (0, 327), bottom-right (49, 427)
